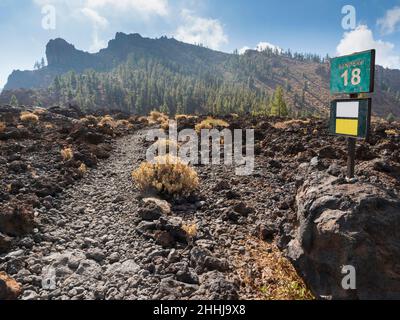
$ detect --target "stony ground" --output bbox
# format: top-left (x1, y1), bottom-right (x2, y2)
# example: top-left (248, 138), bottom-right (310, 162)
top-left (0, 127), bottom-right (308, 300)
top-left (1, 107), bottom-right (399, 300)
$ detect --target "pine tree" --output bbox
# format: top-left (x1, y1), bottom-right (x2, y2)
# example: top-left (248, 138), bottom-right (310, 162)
top-left (10, 95), bottom-right (18, 107)
top-left (387, 113), bottom-right (395, 124)
top-left (270, 86), bottom-right (288, 117)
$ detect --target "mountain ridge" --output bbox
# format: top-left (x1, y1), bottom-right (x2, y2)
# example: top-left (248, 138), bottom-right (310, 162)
top-left (2, 32), bottom-right (400, 117)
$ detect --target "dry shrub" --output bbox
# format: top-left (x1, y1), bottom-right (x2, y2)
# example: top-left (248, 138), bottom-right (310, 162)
top-left (385, 129), bottom-right (398, 136)
top-left (78, 163), bottom-right (87, 174)
top-left (61, 147), bottom-right (74, 161)
top-left (195, 117), bottom-right (229, 132)
top-left (20, 112), bottom-right (39, 123)
top-left (98, 115), bottom-right (116, 128)
top-left (138, 116), bottom-right (149, 124)
top-left (160, 118), bottom-right (171, 131)
top-left (44, 123), bottom-right (54, 129)
top-left (182, 223), bottom-right (197, 238)
top-left (148, 111), bottom-right (169, 126)
top-left (233, 237), bottom-right (313, 300)
top-left (132, 155), bottom-right (199, 197)
top-left (149, 111), bottom-right (167, 122)
top-left (116, 119), bottom-right (133, 129)
top-left (175, 114), bottom-right (197, 121)
top-left (33, 108), bottom-right (47, 115)
top-left (80, 115), bottom-right (98, 126)
top-left (0, 122), bottom-right (5, 133)
top-left (274, 119), bottom-right (310, 130)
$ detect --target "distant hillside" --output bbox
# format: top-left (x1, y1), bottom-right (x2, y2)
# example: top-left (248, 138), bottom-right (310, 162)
top-left (1, 32), bottom-right (399, 117)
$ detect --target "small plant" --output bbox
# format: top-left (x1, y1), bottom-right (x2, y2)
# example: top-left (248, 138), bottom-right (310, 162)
top-left (20, 111), bottom-right (39, 123)
top-left (61, 147), bottom-right (74, 161)
top-left (148, 111), bottom-right (169, 126)
top-left (78, 163), bottom-right (87, 174)
top-left (385, 129), bottom-right (398, 136)
top-left (44, 123), bottom-right (54, 129)
top-left (195, 117), bottom-right (229, 133)
top-left (175, 114), bottom-right (197, 121)
top-left (33, 108), bottom-right (47, 115)
top-left (79, 115), bottom-right (98, 126)
top-left (182, 223), bottom-right (198, 239)
top-left (0, 122), bottom-right (6, 133)
top-left (132, 155), bottom-right (199, 197)
top-left (98, 115), bottom-right (116, 128)
top-left (116, 119), bottom-right (129, 127)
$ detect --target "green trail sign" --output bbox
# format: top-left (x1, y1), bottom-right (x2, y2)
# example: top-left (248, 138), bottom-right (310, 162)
top-left (330, 49), bottom-right (375, 94)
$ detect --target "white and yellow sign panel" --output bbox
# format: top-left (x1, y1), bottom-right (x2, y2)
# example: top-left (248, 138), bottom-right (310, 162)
top-left (330, 99), bottom-right (371, 139)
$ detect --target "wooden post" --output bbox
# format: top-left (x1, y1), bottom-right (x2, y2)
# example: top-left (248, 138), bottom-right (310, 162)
top-left (347, 93), bottom-right (358, 179)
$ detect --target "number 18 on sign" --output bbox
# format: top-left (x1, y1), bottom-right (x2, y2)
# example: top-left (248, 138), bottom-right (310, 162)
top-left (330, 49), bottom-right (375, 94)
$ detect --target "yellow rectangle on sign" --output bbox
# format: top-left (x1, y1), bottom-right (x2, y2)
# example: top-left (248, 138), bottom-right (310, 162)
top-left (336, 119), bottom-right (358, 136)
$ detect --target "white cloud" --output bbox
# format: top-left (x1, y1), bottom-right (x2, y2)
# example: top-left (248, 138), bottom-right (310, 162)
top-left (239, 41), bottom-right (282, 55)
top-left (34, 0), bottom-right (169, 16)
top-left (86, 0), bottom-right (169, 17)
top-left (175, 9), bottom-right (228, 50)
top-left (337, 25), bottom-right (400, 70)
top-left (81, 7), bottom-right (108, 28)
top-left (80, 8), bottom-right (109, 52)
top-left (377, 6), bottom-right (400, 35)
top-left (238, 46), bottom-right (250, 55)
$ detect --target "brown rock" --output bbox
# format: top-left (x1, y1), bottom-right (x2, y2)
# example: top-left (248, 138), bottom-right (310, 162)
top-left (0, 201), bottom-right (35, 236)
top-left (0, 272), bottom-right (22, 300)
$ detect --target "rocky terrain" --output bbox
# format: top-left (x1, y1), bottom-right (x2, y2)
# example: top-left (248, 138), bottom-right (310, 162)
top-left (1, 105), bottom-right (400, 300)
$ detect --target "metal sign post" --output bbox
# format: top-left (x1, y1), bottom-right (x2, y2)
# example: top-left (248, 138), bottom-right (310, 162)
top-left (329, 50), bottom-right (375, 180)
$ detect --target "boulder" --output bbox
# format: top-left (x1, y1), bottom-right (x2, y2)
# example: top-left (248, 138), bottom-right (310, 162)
top-left (0, 232), bottom-right (13, 253)
top-left (0, 201), bottom-right (35, 236)
top-left (288, 172), bottom-right (400, 299)
top-left (0, 272), bottom-right (22, 300)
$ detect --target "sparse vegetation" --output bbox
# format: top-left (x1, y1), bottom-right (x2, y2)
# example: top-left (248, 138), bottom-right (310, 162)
top-left (385, 129), bottom-right (398, 137)
top-left (182, 223), bottom-right (197, 239)
top-left (61, 147), bottom-right (74, 161)
top-left (175, 114), bottom-right (197, 121)
top-left (78, 163), bottom-right (87, 174)
top-left (98, 115), bottom-right (116, 128)
top-left (195, 117), bottom-right (229, 132)
top-left (234, 238), bottom-right (314, 300)
top-left (132, 155), bottom-right (199, 197)
top-left (274, 119), bottom-right (310, 130)
top-left (149, 111), bottom-right (169, 124)
top-left (33, 108), bottom-right (47, 115)
top-left (20, 111), bottom-right (39, 123)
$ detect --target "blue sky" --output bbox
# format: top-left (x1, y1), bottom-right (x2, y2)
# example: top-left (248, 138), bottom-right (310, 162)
top-left (1, 0), bottom-right (400, 88)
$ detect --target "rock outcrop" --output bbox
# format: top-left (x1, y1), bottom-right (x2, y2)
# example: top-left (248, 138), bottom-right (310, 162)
top-left (288, 172), bottom-right (400, 299)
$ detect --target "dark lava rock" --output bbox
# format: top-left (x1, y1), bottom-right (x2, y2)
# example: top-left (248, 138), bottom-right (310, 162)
top-left (288, 172), bottom-right (400, 300)
top-left (0, 232), bottom-right (13, 253)
top-left (191, 271), bottom-right (239, 300)
top-left (8, 161), bottom-right (28, 173)
top-left (155, 230), bottom-right (176, 248)
top-left (139, 202), bottom-right (163, 221)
